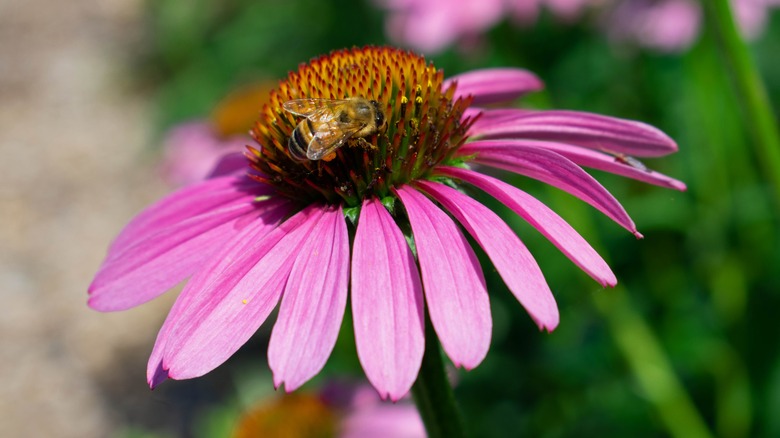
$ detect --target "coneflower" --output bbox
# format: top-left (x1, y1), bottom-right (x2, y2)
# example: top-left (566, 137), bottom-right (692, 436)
top-left (88, 46), bottom-right (684, 402)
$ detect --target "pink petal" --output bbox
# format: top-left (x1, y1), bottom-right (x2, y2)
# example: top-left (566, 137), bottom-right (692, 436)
top-left (416, 181), bottom-right (559, 331)
top-left (207, 152), bottom-right (250, 178)
top-left (269, 206), bottom-right (350, 392)
top-left (436, 166), bottom-right (617, 287)
top-left (521, 140), bottom-right (687, 190)
top-left (341, 403), bottom-right (426, 438)
top-left (89, 199), bottom-right (290, 311)
top-left (159, 122), bottom-right (248, 187)
top-left (395, 186), bottom-right (491, 369)
top-left (468, 109), bottom-right (678, 157)
top-left (462, 107), bottom-right (519, 122)
top-left (351, 198), bottom-right (424, 401)
top-left (444, 68), bottom-right (544, 105)
top-left (459, 140), bottom-right (642, 237)
top-left (108, 175), bottom-right (270, 257)
top-left (148, 205), bottom-right (324, 384)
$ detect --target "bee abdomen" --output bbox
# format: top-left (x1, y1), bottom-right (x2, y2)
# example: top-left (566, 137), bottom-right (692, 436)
top-left (288, 126), bottom-right (309, 161)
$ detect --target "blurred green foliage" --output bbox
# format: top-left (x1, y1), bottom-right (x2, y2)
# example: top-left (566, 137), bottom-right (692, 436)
top-left (123, 1), bottom-right (780, 437)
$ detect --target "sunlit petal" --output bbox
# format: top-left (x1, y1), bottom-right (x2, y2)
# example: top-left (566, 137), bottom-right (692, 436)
top-left (269, 206), bottom-right (350, 392)
top-left (437, 166), bottom-right (616, 287)
top-left (352, 198), bottom-right (425, 401)
top-left (396, 186), bottom-right (491, 369)
top-left (417, 180), bottom-right (559, 331)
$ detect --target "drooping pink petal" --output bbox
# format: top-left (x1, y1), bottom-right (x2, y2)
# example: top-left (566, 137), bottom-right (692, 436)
top-left (395, 186), bottom-right (491, 369)
top-left (351, 198), bottom-right (424, 401)
top-left (108, 175), bottom-right (270, 257)
top-left (459, 140), bottom-right (642, 237)
top-left (89, 199), bottom-right (290, 311)
top-left (207, 152), bottom-right (250, 179)
top-left (148, 205), bottom-right (324, 385)
top-left (416, 181), bottom-right (559, 331)
top-left (521, 140), bottom-right (687, 190)
top-left (436, 166), bottom-right (617, 287)
top-left (468, 109), bottom-right (678, 157)
top-left (269, 206), bottom-right (350, 392)
top-left (159, 122), bottom-right (249, 187)
top-left (444, 68), bottom-right (544, 105)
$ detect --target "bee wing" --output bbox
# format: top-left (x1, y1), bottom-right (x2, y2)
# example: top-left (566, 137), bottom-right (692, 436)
top-left (621, 155), bottom-right (648, 172)
top-left (306, 118), bottom-right (367, 160)
top-left (282, 98), bottom-right (349, 118)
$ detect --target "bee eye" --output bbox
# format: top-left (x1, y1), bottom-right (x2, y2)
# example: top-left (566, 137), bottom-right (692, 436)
top-left (370, 100), bottom-right (384, 127)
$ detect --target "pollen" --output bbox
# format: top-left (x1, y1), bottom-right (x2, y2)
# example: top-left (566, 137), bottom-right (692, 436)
top-left (248, 46), bottom-right (474, 207)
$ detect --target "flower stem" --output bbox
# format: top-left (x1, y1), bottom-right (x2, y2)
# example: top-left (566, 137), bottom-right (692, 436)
top-left (411, 318), bottom-right (467, 438)
top-left (702, 0), bottom-right (780, 212)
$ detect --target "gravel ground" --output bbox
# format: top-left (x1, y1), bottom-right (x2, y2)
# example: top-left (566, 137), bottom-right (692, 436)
top-left (0, 0), bottom-right (185, 436)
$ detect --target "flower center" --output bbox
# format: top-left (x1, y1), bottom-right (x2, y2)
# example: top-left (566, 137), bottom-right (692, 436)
top-left (233, 394), bottom-right (336, 438)
top-left (248, 46), bottom-right (474, 207)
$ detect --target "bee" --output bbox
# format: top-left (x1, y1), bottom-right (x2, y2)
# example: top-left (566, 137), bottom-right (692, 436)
top-left (613, 153), bottom-right (649, 172)
top-left (283, 97), bottom-right (385, 161)
top-left (602, 149), bottom-right (650, 172)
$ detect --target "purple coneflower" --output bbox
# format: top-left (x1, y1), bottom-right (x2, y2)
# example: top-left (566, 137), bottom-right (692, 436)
top-left (88, 46), bottom-right (684, 401)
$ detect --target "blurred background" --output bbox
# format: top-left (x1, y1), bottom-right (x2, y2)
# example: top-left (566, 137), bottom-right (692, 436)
top-left (1, 0), bottom-right (779, 436)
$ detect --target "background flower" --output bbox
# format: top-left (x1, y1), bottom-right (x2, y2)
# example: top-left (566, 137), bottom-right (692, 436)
top-left (159, 82), bottom-right (275, 187)
top-left (377, 0), bottom-right (505, 53)
top-left (603, 0), bottom-right (779, 52)
top-left (228, 381), bottom-right (425, 438)
top-left (378, 0), bottom-right (595, 53)
top-left (374, 0), bottom-right (780, 53)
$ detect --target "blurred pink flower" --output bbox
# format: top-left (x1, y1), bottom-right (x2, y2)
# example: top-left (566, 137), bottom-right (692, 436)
top-left (88, 47), bottom-right (684, 401)
top-left (604, 0), bottom-right (701, 51)
top-left (604, 0), bottom-right (777, 52)
top-left (341, 403), bottom-right (425, 438)
top-left (508, 0), bottom-right (595, 24)
top-left (378, 0), bottom-right (505, 53)
top-left (375, 0), bottom-right (778, 53)
top-left (327, 383), bottom-right (426, 438)
top-left (159, 122), bottom-right (248, 187)
top-left (233, 382), bottom-right (425, 437)
top-left (378, 0), bottom-right (596, 53)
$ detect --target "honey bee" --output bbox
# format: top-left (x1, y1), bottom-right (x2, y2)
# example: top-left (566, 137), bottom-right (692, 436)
top-left (602, 149), bottom-right (649, 172)
top-left (283, 97), bottom-right (385, 161)
top-left (613, 153), bottom-right (649, 172)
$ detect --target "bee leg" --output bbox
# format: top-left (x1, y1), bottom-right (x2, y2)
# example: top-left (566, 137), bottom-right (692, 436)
top-left (355, 138), bottom-right (378, 151)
